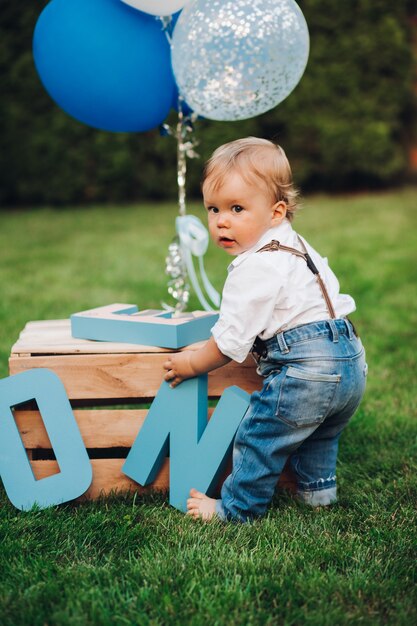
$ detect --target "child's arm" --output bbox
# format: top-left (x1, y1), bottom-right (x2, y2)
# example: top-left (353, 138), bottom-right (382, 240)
top-left (163, 336), bottom-right (231, 387)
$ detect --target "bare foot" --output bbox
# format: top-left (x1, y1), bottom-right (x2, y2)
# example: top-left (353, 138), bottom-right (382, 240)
top-left (186, 488), bottom-right (217, 521)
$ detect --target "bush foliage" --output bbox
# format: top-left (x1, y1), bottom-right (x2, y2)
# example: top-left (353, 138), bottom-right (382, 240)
top-left (0, 0), bottom-right (415, 206)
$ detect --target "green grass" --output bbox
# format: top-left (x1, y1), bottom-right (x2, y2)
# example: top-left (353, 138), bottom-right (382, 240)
top-left (0, 188), bottom-right (416, 625)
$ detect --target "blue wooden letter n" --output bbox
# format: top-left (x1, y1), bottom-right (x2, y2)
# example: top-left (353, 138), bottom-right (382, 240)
top-left (122, 377), bottom-right (250, 512)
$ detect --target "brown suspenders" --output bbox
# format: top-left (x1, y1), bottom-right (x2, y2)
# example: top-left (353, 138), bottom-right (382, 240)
top-left (251, 237), bottom-right (357, 358)
top-left (256, 237), bottom-right (337, 319)
top-left (251, 237), bottom-right (339, 358)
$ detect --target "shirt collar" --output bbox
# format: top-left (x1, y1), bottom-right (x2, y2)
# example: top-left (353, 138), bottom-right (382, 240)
top-left (227, 218), bottom-right (294, 272)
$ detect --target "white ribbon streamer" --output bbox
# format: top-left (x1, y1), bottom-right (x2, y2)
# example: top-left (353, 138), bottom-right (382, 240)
top-left (176, 215), bottom-right (221, 311)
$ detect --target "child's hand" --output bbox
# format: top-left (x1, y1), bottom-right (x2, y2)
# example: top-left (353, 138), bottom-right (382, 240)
top-left (163, 351), bottom-right (197, 387)
top-left (163, 337), bottom-right (230, 388)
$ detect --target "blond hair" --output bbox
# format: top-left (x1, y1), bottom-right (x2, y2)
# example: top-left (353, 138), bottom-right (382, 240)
top-left (202, 137), bottom-right (299, 221)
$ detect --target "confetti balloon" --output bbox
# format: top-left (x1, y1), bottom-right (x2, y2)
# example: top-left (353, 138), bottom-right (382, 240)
top-left (171, 0), bottom-right (309, 121)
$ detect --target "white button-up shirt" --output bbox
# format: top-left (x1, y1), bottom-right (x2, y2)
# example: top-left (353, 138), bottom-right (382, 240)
top-left (211, 219), bottom-right (356, 363)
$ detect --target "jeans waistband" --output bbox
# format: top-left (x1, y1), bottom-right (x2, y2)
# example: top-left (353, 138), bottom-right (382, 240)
top-left (261, 318), bottom-right (356, 354)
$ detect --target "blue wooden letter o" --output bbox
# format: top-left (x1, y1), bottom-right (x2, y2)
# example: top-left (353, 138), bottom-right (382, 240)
top-left (0, 369), bottom-right (92, 510)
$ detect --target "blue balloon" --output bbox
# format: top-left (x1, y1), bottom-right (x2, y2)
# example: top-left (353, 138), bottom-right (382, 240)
top-left (33, 0), bottom-right (176, 132)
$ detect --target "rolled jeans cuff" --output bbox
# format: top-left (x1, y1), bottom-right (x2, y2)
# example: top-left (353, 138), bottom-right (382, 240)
top-left (215, 499), bottom-right (228, 521)
top-left (297, 486), bottom-right (337, 507)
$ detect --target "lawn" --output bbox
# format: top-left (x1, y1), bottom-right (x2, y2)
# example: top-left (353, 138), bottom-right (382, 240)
top-left (0, 188), bottom-right (416, 625)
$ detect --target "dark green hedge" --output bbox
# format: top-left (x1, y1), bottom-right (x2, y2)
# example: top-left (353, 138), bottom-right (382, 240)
top-left (0, 0), bottom-right (415, 207)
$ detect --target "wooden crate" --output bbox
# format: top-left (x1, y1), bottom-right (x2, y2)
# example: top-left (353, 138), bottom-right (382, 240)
top-left (9, 319), bottom-right (294, 501)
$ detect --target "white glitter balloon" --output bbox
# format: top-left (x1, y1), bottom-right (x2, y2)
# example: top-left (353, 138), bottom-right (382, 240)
top-left (171, 0), bottom-right (309, 121)
top-left (120, 0), bottom-right (191, 17)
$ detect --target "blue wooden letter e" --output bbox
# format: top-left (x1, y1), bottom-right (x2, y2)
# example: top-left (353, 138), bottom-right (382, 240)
top-left (122, 377), bottom-right (250, 512)
top-left (0, 369), bottom-right (92, 510)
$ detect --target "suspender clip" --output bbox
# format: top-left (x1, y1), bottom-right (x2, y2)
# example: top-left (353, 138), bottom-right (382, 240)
top-left (305, 253), bottom-right (319, 275)
top-left (252, 336), bottom-right (267, 359)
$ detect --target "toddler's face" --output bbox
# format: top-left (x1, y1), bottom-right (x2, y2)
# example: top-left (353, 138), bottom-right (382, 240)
top-left (203, 170), bottom-right (286, 256)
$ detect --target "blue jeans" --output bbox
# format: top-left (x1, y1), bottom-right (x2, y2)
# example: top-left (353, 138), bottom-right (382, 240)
top-left (216, 319), bottom-right (367, 522)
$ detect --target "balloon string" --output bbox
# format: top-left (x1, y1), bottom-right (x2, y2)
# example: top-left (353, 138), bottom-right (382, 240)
top-left (198, 255), bottom-right (221, 307)
top-left (172, 103), bottom-right (221, 310)
top-left (157, 15), bottom-right (173, 44)
top-left (176, 215), bottom-right (221, 311)
top-left (157, 16), bottom-right (186, 217)
top-left (177, 98), bottom-right (187, 217)
top-left (158, 14), bottom-right (219, 311)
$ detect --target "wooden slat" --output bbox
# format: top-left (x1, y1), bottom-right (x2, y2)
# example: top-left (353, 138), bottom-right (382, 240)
top-left (29, 458), bottom-right (295, 500)
top-left (15, 408), bottom-right (215, 449)
top-left (30, 458), bottom-right (169, 499)
top-left (9, 353), bottom-right (261, 400)
top-left (15, 409), bottom-right (147, 449)
top-left (11, 319), bottom-right (200, 355)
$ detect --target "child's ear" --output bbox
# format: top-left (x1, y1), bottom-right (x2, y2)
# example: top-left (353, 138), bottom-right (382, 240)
top-left (271, 201), bottom-right (287, 225)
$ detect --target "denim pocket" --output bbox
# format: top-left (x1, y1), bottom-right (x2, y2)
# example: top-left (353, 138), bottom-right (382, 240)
top-left (276, 366), bottom-right (341, 428)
